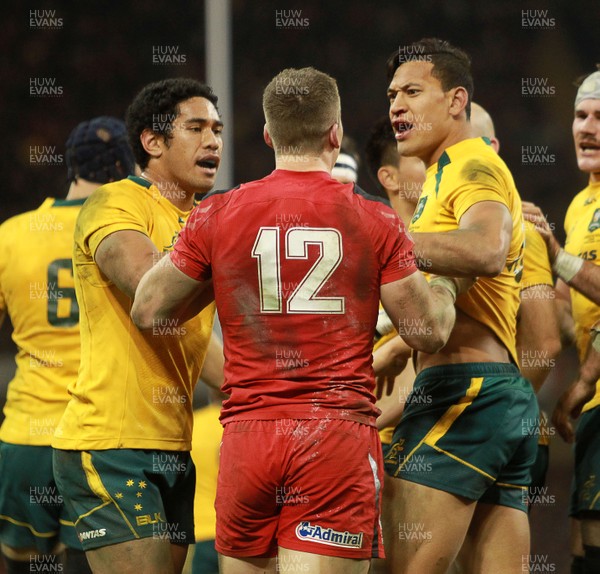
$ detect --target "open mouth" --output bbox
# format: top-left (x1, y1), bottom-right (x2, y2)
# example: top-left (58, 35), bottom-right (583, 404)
top-left (580, 141), bottom-right (600, 154)
top-left (196, 158), bottom-right (219, 174)
top-left (394, 121), bottom-right (414, 140)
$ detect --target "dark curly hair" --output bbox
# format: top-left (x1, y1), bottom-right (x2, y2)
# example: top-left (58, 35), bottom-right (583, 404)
top-left (386, 38), bottom-right (473, 120)
top-left (126, 78), bottom-right (219, 169)
top-left (364, 116), bottom-right (398, 191)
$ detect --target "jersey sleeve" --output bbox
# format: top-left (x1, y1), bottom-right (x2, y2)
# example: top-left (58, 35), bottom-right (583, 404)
top-left (171, 202), bottom-right (214, 281)
top-left (521, 221), bottom-right (553, 289)
top-left (447, 160), bottom-right (511, 223)
top-left (78, 185), bottom-right (150, 259)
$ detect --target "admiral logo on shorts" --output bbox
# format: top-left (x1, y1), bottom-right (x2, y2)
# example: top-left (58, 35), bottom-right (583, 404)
top-left (78, 528), bottom-right (107, 542)
top-left (295, 521), bottom-right (363, 549)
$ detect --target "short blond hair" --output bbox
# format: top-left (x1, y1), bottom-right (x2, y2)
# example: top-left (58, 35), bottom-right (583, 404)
top-left (263, 67), bottom-right (340, 154)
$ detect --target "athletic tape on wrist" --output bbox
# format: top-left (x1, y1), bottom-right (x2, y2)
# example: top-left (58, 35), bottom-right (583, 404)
top-left (429, 277), bottom-right (457, 303)
top-left (552, 249), bottom-right (584, 283)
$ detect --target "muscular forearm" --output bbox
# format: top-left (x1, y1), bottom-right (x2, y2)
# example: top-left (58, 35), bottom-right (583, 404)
top-left (580, 330), bottom-right (600, 385)
top-left (113, 253), bottom-right (160, 300)
top-left (412, 230), bottom-right (506, 277)
top-left (132, 253), bottom-right (205, 330)
top-left (95, 231), bottom-right (163, 300)
top-left (560, 258), bottom-right (600, 307)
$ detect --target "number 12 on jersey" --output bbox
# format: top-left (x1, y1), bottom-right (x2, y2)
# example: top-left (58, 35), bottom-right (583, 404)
top-left (251, 227), bottom-right (345, 314)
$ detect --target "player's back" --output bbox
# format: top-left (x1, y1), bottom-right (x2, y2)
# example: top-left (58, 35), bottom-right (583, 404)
top-left (192, 169), bottom-right (413, 424)
top-left (0, 198), bottom-right (84, 444)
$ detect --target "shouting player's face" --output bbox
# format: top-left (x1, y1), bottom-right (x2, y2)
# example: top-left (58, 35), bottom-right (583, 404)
top-left (573, 98), bottom-right (600, 181)
top-left (387, 61), bottom-right (457, 167)
top-left (158, 96), bottom-right (223, 195)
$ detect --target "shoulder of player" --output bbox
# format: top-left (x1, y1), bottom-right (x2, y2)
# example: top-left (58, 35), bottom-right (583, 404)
top-left (563, 187), bottom-right (591, 230)
top-left (79, 177), bottom-right (150, 216)
top-left (201, 184), bottom-right (241, 203)
top-left (193, 184), bottom-right (241, 221)
top-left (349, 184), bottom-right (398, 222)
top-left (569, 185), bottom-right (596, 210)
top-left (351, 183), bottom-right (391, 206)
top-left (453, 149), bottom-right (511, 186)
top-left (186, 185), bottom-right (243, 228)
top-left (0, 198), bottom-right (55, 233)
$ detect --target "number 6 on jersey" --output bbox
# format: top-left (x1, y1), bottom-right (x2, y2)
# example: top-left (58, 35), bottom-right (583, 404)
top-left (251, 226), bottom-right (345, 314)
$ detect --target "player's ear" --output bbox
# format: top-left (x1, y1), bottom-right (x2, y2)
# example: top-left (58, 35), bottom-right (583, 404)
top-left (448, 86), bottom-right (469, 118)
top-left (328, 123), bottom-right (342, 150)
top-left (377, 165), bottom-right (398, 194)
top-left (263, 125), bottom-right (274, 149)
top-left (491, 136), bottom-right (501, 154)
top-left (140, 128), bottom-right (163, 160)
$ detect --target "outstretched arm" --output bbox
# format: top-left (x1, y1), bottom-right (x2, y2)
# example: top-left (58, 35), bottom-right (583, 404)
top-left (523, 201), bottom-right (600, 305)
top-left (95, 230), bottom-right (161, 299)
top-left (131, 253), bottom-right (211, 330)
top-left (380, 272), bottom-right (473, 354)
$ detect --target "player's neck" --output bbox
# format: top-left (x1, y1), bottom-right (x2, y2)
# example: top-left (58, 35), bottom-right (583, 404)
top-left (275, 155), bottom-right (332, 174)
top-left (140, 168), bottom-right (196, 211)
top-left (589, 171), bottom-right (600, 185)
top-left (65, 179), bottom-right (101, 200)
top-left (425, 123), bottom-right (473, 168)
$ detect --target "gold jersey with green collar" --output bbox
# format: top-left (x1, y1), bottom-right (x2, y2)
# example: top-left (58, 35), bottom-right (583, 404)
top-left (52, 176), bottom-right (215, 451)
top-left (409, 137), bottom-right (524, 364)
top-left (0, 198), bottom-right (86, 445)
top-left (564, 181), bottom-right (600, 412)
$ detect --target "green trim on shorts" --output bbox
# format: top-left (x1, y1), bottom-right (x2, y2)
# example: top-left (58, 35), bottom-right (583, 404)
top-left (52, 448), bottom-right (195, 550)
top-left (0, 442), bottom-right (82, 553)
top-left (384, 363), bottom-right (538, 512)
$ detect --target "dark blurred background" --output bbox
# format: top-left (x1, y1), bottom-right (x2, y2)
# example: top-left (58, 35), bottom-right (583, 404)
top-left (1, 0), bottom-right (598, 571)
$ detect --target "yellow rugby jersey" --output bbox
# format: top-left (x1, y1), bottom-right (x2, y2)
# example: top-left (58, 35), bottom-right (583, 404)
top-left (52, 176), bottom-right (215, 451)
top-left (0, 198), bottom-right (85, 445)
top-left (564, 181), bottom-right (600, 411)
top-left (521, 221), bottom-right (553, 290)
top-left (409, 138), bottom-right (524, 364)
top-left (191, 404), bottom-right (222, 541)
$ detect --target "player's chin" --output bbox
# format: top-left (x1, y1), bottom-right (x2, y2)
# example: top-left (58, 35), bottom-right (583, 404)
top-left (194, 174), bottom-right (216, 195)
top-left (396, 139), bottom-right (419, 157)
top-left (577, 156), bottom-right (600, 174)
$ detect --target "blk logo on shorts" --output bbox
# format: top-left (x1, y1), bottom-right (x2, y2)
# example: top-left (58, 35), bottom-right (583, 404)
top-left (295, 521), bottom-right (363, 548)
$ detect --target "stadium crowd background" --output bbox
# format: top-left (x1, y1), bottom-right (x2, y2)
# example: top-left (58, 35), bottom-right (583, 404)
top-left (0, 1), bottom-right (598, 572)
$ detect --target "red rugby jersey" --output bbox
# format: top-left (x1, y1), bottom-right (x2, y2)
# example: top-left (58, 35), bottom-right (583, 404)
top-left (171, 170), bottom-right (416, 425)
